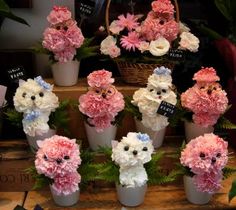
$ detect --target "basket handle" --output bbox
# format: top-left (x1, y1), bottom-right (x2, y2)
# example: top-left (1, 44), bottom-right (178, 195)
top-left (105, 0), bottom-right (180, 35)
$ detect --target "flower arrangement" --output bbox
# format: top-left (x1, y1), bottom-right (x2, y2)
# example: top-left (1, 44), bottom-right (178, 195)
top-left (35, 135), bottom-right (81, 195)
top-left (12, 76), bottom-right (59, 136)
top-left (33, 6), bottom-right (98, 63)
top-left (127, 66), bottom-right (177, 131)
top-left (180, 67), bottom-right (228, 127)
top-left (180, 133), bottom-right (236, 194)
top-left (100, 0), bottom-right (199, 63)
top-left (78, 69), bottom-right (125, 132)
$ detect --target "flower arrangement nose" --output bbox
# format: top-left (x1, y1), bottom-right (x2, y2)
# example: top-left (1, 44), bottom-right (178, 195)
top-left (133, 150), bottom-right (138, 156)
top-left (31, 96), bottom-right (36, 100)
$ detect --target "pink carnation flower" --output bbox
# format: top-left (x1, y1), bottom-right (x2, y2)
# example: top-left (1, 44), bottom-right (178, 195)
top-left (117, 13), bottom-right (139, 31)
top-left (87, 69), bottom-right (114, 88)
top-left (65, 25), bottom-right (84, 48)
top-left (193, 171), bottom-right (223, 194)
top-left (54, 47), bottom-right (76, 63)
top-left (180, 133), bottom-right (228, 175)
top-left (35, 135), bottom-right (81, 178)
top-left (120, 31), bottom-right (141, 51)
top-left (151, 0), bottom-right (175, 20)
top-left (79, 70), bottom-right (125, 132)
top-left (193, 67), bottom-right (220, 83)
top-left (47, 6), bottom-right (72, 25)
top-left (52, 172), bottom-right (81, 196)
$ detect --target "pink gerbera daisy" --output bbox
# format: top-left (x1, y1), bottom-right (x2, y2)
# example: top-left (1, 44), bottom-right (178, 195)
top-left (117, 13), bottom-right (139, 31)
top-left (120, 31), bottom-right (141, 51)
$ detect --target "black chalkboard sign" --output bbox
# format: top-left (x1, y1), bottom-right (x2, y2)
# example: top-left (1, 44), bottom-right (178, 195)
top-left (157, 101), bottom-right (176, 118)
top-left (78, 0), bottom-right (105, 19)
top-left (168, 49), bottom-right (185, 61)
top-left (6, 66), bottom-right (26, 85)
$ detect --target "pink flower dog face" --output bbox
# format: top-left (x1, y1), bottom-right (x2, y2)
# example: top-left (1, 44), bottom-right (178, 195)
top-left (180, 133), bottom-right (228, 175)
top-left (35, 135), bottom-right (81, 178)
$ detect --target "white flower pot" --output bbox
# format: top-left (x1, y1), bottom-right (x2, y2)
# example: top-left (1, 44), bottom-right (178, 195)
top-left (84, 122), bottom-right (117, 151)
top-left (135, 119), bottom-right (166, 148)
top-left (26, 129), bottom-right (56, 153)
top-left (0, 106), bottom-right (3, 136)
top-left (51, 60), bottom-right (80, 86)
top-left (50, 185), bottom-right (79, 207)
top-left (184, 176), bottom-right (212, 205)
top-left (116, 184), bottom-right (147, 207)
top-left (184, 121), bottom-right (214, 142)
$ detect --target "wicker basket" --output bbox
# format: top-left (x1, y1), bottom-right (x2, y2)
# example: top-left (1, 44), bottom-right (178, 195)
top-left (105, 0), bottom-right (180, 85)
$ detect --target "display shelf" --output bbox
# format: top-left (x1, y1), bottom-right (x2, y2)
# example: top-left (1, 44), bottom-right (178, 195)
top-left (0, 192), bottom-right (25, 209)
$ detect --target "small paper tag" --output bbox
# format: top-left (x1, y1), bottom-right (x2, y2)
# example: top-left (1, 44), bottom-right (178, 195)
top-left (0, 85), bottom-right (7, 107)
top-left (168, 49), bottom-right (185, 61)
top-left (34, 204), bottom-right (44, 210)
top-left (79, 0), bottom-right (96, 17)
top-left (157, 101), bottom-right (176, 117)
top-left (6, 66), bottom-right (26, 84)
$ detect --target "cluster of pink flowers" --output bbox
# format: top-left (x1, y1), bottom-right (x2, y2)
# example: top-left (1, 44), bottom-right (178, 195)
top-left (101, 0), bottom-right (199, 59)
top-left (180, 133), bottom-right (228, 193)
top-left (79, 70), bottom-right (125, 132)
top-left (42, 6), bottom-right (84, 62)
top-left (181, 67), bottom-right (228, 127)
top-left (35, 135), bottom-right (81, 195)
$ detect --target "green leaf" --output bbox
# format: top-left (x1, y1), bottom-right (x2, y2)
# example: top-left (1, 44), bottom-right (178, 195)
top-left (229, 179), bottom-right (236, 202)
top-left (215, 0), bottom-right (232, 21)
top-left (215, 116), bottom-right (236, 129)
top-left (5, 109), bottom-right (23, 128)
top-left (124, 96), bottom-right (142, 120)
top-left (222, 167), bottom-right (236, 180)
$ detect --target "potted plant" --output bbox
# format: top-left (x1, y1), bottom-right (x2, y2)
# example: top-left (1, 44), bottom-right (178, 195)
top-left (179, 133), bottom-right (236, 204)
top-left (6, 77), bottom-right (71, 153)
top-left (100, 0), bottom-right (200, 85)
top-left (179, 67), bottom-right (231, 142)
top-left (126, 66), bottom-right (177, 148)
top-left (94, 132), bottom-right (177, 207)
top-left (33, 6), bottom-right (98, 86)
top-left (78, 69), bottom-right (125, 151)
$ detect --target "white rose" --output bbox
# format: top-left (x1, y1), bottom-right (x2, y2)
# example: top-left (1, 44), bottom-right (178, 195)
top-left (179, 32), bottom-right (199, 52)
top-left (100, 35), bottom-right (117, 55)
top-left (179, 22), bottom-right (190, 33)
top-left (149, 37), bottom-right (170, 56)
top-left (109, 20), bottom-right (123, 34)
top-left (138, 41), bottom-right (149, 53)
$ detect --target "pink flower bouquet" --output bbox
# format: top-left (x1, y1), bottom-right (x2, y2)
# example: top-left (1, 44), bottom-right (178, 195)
top-left (180, 133), bottom-right (228, 194)
top-left (35, 135), bottom-right (81, 196)
top-left (78, 69), bottom-right (125, 132)
top-left (100, 0), bottom-right (199, 63)
top-left (181, 67), bottom-right (228, 127)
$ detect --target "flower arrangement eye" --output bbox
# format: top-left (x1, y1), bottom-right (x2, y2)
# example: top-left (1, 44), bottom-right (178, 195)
top-left (200, 86), bottom-right (205, 90)
top-left (39, 92), bottom-right (44, 97)
top-left (161, 89), bottom-right (167, 93)
top-left (142, 147), bottom-right (148, 151)
top-left (216, 153), bottom-right (221, 158)
top-left (124, 146), bottom-right (129, 151)
top-left (94, 88), bottom-right (101, 94)
top-left (106, 86), bottom-right (116, 96)
top-left (43, 155), bottom-right (48, 161)
top-left (63, 26), bottom-right (68, 31)
top-left (56, 25), bottom-right (61, 30)
top-left (149, 89), bottom-right (154, 92)
top-left (199, 152), bottom-right (205, 159)
top-left (22, 92), bottom-right (26, 98)
top-left (213, 87), bottom-right (217, 91)
top-left (64, 155), bottom-right (70, 160)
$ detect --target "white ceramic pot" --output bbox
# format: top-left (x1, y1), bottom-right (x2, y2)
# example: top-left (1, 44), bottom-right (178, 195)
top-left (116, 184), bottom-right (147, 207)
top-left (184, 121), bottom-right (214, 143)
top-left (26, 129), bottom-right (56, 153)
top-left (135, 119), bottom-right (166, 148)
top-left (84, 122), bottom-right (117, 151)
top-left (0, 107), bottom-right (3, 136)
top-left (184, 176), bottom-right (212, 205)
top-left (50, 185), bottom-right (79, 207)
top-left (51, 60), bottom-right (80, 86)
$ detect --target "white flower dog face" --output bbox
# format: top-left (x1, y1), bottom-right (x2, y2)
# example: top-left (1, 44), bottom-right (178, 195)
top-left (14, 77), bottom-right (59, 113)
top-left (112, 132), bottom-right (154, 168)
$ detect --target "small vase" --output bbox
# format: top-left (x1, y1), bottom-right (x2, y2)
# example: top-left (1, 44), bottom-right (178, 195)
top-left (135, 119), bottom-right (166, 148)
top-left (84, 122), bottom-right (117, 151)
top-left (184, 121), bottom-right (214, 142)
top-left (116, 184), bottom-right (147, 207)
top-left (184, 176), bottom-right (212, 205)
top-left (50, 185), bottom-right (79, 207)
top-left (26, 129), bottom-right (56, 153)
top-left (51, 60), bottom-right (80, 86)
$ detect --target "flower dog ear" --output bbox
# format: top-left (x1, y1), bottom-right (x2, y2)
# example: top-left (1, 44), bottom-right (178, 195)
top-left (19, 79), bottom-right (26, 87)
top-left (37, 140), bottom-right (44, 148)
top-left (111, 140), bottom-right (119, 148)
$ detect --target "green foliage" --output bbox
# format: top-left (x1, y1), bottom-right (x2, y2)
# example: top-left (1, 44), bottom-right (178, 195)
top-left (222, 167), bottom-right (236, 180)
top-left (0, 0), bottom-right (29, 27)
top-left (124, 96), bottom-right (142, 120)
top-left (5, 109), bottom-right (23, 128)
top-left (215, 116), bottom-right (236, 130)
top-left (229, 179), bottom-right (236, 202)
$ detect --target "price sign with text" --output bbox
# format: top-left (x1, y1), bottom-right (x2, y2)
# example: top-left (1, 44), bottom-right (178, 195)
top-left (157, 101), bottom-right (176, 118)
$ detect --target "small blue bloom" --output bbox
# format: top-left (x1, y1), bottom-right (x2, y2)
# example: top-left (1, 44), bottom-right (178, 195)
top-left (34, 76), bottom-right (52, 91)
top-left (24, 110), bottom-right (41, 121)
top-left (153, 66), bottom-right (171, 76)
top-left (137, 133), bottom-right (150, 142)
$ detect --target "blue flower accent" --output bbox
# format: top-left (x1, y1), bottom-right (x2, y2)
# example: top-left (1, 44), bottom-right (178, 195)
top-left (24, 110), bottom-right (41, 121)
top-left (34, 76), bottom-right (52, 91)
top-left (137, 133), bottom-right (150, 142)
top-left (153, 66), bottom-right (171, 76)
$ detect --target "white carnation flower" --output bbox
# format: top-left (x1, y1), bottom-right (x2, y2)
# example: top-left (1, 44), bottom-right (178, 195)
top-left (100, 35), bottom-right (120, 58)
top-left (179, 22), bottom-right (190, 33)
top-left (109, 20), bottom-right (123, 34)
top-left (138, 41), bottom-right (149, 53)
top-left (179, 32), bottom-right (199, 52)
top-left (149, 37), bottom-right (170, 56)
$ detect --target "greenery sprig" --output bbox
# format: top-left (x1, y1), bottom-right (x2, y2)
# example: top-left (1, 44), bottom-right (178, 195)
top-left (124, 96), bottom-right (142, 121)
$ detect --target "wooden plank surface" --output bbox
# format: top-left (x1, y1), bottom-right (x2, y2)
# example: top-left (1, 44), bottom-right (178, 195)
top-left (24, 176), bottom-right (236, 210)
top-left (0, 192), bottom-right (25, 209)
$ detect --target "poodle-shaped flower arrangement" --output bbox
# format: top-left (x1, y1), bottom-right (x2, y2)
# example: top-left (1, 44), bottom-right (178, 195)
top-left (128, 66), bottom-right (177, 148)
top-left (34, 135), bottom-right (81, 206)
top-left (179, 133), bottom-right (236, 204)
top-left (13, 76), bottom-right (59, 137)
top-left (79, 69), bottom-right (125, 150)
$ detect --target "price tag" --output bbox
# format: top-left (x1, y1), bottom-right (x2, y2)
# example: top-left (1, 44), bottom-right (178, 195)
top-left (6, 66), bottom-right (26, 85)
top-left (168, 49), bottom-right (185, 61)
top-left (79, 0), bottom-right (96, 17)
top-left (157, 101), bottom-right (176, 118)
